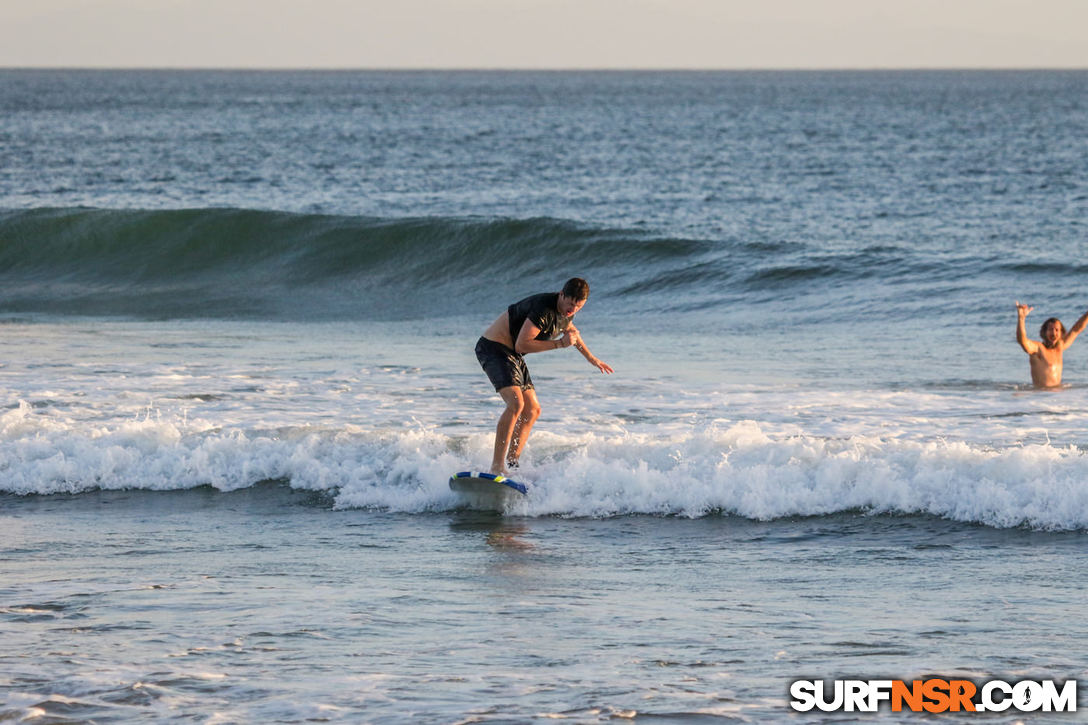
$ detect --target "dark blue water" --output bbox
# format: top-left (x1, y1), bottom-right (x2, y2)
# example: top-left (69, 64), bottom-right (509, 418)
top-left (4, 70), bottom-right (1088, 336)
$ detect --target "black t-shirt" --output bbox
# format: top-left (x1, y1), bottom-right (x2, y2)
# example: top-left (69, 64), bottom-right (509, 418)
top-left (507, 292), bottom-right (567, 344)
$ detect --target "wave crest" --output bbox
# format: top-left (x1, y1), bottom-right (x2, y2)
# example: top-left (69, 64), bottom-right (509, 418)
top-left (0, 207), bottom-right (712, 320)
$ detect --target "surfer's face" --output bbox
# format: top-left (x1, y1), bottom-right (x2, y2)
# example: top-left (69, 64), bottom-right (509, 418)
top-left (558, 294), bottom-right (585, 318)
top-left (1042, 320), bottom-right (1063, 346)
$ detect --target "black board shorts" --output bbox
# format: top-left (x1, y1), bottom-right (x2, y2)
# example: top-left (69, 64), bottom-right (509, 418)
top-left (475, 336), bottom-right (534, 391)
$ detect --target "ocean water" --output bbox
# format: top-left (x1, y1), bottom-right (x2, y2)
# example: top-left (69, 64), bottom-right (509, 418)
top-left (2, 70), bottom-right (1088, 722)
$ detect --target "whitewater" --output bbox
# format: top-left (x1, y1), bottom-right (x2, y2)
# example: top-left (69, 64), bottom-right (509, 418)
top-left (4, 317), bottom-right (1088, 531)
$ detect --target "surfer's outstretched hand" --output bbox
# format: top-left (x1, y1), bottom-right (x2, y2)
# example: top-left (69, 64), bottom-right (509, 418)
top-left (564, 323), bottom-right (613, 374)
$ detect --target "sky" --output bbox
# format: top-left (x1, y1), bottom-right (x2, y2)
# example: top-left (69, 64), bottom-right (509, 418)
top-left (2, 0), bottom-right (1087, 70)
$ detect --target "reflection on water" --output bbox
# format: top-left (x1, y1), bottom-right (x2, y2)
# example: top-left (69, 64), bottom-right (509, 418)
top-left (449, 512), bottom-right (534, 551)
top-left (486, 525), bottom-right (533, 551)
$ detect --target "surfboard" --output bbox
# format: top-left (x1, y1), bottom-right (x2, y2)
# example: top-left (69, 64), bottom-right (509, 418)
top-left (449, 471), bottom-right (529, 508)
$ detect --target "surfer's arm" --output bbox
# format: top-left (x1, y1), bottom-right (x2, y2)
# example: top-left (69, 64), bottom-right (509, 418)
top-left (568, 325), bottom-right (614, 374)
top-left (1016, 302), bottom-right (1040, 354)
top-left (515, 320), bottom-right (572, 354)
top-left (1062, 309), bottom-right (1088, 350)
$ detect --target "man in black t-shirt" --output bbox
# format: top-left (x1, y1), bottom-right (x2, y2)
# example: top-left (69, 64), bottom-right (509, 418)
top-left (476, 277), bottom-right (614, 475)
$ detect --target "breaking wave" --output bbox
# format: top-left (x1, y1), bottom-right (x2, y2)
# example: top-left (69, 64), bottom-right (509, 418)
top-left (3, 401), bottom-right (1086, 531)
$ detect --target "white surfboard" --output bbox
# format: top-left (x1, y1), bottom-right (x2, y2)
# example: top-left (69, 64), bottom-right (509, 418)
top-left (449, 471), bottom-right (529, 508)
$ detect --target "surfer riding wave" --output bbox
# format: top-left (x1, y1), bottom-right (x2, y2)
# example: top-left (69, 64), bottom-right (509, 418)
top-left (476, 277), bottom-right (613, 475)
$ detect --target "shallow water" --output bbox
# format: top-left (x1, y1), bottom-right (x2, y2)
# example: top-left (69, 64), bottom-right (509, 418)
top-left (4, 485), bottom-right (1085, 723)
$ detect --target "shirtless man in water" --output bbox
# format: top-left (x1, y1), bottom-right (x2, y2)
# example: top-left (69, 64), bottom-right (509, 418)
top-left (1016, 301), bottom-right (1088, 388)
top-left (476, 278), bottom-right (613, 475)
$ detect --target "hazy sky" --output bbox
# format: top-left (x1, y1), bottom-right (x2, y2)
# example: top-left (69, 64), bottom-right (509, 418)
top-left (2, 0), bottom-right (1086, 69)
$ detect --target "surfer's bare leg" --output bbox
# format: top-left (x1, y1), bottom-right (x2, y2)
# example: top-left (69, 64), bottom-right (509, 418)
top-left (507, 388), bottom-right (541, 468)
top-left (491, 386), bottom-right (524, 474)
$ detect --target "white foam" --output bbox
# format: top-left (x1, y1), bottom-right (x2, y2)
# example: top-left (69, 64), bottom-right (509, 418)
top-left (516, 423), bottom-right (1088, 530)
top-left (3, 401), bottom-right (1087, 531)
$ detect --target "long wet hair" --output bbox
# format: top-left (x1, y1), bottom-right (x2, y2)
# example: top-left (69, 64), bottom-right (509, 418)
top-left (1041, 317), bottom-right (1065, 346)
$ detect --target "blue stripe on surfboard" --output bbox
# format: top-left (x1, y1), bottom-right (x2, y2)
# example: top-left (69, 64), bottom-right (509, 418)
top-left (450, 471), bottom-right (529, 495)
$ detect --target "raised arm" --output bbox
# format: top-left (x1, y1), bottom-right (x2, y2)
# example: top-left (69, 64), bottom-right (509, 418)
top-left (1016, 301), bottom-right (1040, 355)
top-left (1061, 308), bottom-right (1088, 350)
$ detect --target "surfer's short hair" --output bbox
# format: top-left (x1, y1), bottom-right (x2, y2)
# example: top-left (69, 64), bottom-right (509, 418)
top-left (562, 277), bottom-right (589, 301)
top-left (1041, 317), bottom-right (1065, 338)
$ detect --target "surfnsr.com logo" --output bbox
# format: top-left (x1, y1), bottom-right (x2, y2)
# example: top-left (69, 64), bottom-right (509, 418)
top-left (789, 679), bottom-right (1077, 713)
